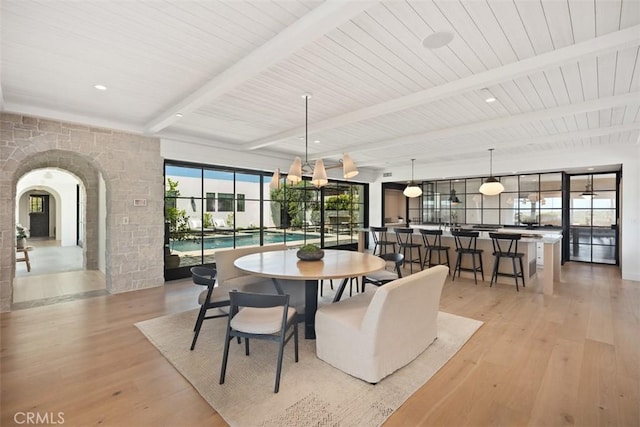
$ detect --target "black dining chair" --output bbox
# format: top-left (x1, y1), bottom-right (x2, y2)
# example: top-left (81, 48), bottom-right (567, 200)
top-left (361, 253), bottom-right (404, 291)
top-left (219, 291), bottom-right (298, 393)
top-left (190, 267), bottom-right (229, 351)
top-left (489, 233), bottom-right (525, 292)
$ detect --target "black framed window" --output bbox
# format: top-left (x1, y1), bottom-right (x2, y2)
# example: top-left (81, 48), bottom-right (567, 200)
top-left (236, 194), bottom-right (245, 212)
top-left (206, 192), bottom-right (215, 212)
top-left (218, 193), bottom-right (234, 212)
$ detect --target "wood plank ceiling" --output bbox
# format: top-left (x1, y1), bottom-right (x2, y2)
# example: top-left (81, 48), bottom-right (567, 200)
top-left (2, 0), bottom-right (639, 173)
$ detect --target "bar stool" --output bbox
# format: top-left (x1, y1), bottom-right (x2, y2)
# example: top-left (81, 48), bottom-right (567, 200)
top-left (370, 226), bottom-right (396, 255)
top-left (394, 228), bottom-right (422, 274)
top-left (419, 229), bottom-right (450, 274)
top-left (451, 230), bottom-right (484, 285)
top-left (489, 233), bottom-right (525, 292)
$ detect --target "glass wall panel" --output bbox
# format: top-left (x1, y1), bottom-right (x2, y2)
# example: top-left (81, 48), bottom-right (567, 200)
top-left (482, 194), bottom-right (499, 209)
top-left (165, 165), bottom-right (204, 270)
top-left (466, 209), bottom-right (482, 224)
top-left (165, 161), bottom-right (368, 276)
top-left (569, 173), bottom-right (617, 264)
top-left (411, 170), bottom-right (616, 265)
top-left (483, 209), bottom-right (500, 225)
top-left (501, 176), bottom-right (518, 192)
top-left (324, 182), bottom-right (362, 247)
top-left (466, 178), bottom-right (482, 193)
top-left (519, 174), bottom-right (539, 193)
top-left (540, 173), bottom-right (562, 191)
top-left (592, 173), bottom-right (616, 191)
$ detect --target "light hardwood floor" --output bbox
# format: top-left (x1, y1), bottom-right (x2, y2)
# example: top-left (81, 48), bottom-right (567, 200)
top-left (1, 262), bottom-right (638, 426)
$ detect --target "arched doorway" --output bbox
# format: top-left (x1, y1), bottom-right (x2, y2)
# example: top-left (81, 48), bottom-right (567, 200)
top-left (9, 152), bottom-right (105, 307)
top-left (13, 169), bottom-right (104, 306)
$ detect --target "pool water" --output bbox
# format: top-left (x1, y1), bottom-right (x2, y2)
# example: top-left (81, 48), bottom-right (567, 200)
top-left (170, 231), bottom-right (314, 251)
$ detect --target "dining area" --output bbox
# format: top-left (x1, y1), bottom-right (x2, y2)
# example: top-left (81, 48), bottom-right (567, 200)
top-left (183, 241), bottom-right (452, 399)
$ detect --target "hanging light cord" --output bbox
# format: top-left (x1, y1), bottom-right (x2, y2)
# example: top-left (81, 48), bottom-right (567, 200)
top-left (489, 148), bottom-right (494, 176)
top-left (411, 158), bottom-right (415, 182)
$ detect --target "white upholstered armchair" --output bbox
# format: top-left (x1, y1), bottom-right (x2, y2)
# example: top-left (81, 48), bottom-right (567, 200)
top-left (315, 265), bottom-right (449, 383)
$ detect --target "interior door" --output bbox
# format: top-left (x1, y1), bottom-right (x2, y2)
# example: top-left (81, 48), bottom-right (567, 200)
top-left (568, 173), bottom-right (618, 264)
top-left (29, 194), bottom-right (50, 237)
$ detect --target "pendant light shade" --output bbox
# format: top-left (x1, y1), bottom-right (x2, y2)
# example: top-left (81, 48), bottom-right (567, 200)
top-left (342, 153), bottom-right (359, 179)
top-left (479, 148), bottom-right (504, 196)
top-left (403, 159), bottom-right (422, 198)
top-left (269, 168), bottom-right (281, 190)
top-left (311, 159), bottom-right (328, 187)
top-left (287, 157), bottom-right (302, 184)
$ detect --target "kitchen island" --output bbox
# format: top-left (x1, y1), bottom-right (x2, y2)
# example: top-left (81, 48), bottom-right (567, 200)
top-left (358, 225), bottom-right (562, 295)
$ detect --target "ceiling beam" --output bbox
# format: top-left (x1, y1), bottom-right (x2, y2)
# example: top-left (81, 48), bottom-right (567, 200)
top-left (144, 0), bottom-right (377, 134)
top-left (245, 24), bottom-right (640, 150)
top-left (314, 92), bottom-right (640, 159)
top-left (356, 123), bottom-right (640, 168)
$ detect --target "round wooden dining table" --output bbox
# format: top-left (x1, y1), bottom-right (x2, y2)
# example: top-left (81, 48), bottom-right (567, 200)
top-left (234, 249), bottom-right (386, 339)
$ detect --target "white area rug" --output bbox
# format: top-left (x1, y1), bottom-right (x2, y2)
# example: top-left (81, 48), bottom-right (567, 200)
top-left (136, 307), bottom-right (482, 426)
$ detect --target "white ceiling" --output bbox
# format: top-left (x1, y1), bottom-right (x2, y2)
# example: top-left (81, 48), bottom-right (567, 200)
top-left (2, 0), bottom-right (639, 175)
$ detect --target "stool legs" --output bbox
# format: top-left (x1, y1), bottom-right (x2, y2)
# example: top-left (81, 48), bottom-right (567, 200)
top-left (491, 256), bottom-right (524, 292)
top-left (452, 251), bottom-right (483, 284)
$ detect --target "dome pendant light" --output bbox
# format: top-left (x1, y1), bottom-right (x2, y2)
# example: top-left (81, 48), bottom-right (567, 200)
top-left (403, 159), bottom-right (422, 198)
top-left (479, 148), bottom-right (504, 196)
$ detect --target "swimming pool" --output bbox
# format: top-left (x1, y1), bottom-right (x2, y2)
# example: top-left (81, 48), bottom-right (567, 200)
top-left (170, 231), bottom-right (315, 252)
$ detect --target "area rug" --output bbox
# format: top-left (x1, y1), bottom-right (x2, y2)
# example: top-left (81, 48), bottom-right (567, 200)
top-left (136, 307), bottom-right (482, 426)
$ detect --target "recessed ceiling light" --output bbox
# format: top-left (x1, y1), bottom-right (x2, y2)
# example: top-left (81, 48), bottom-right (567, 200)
top-left (481, 88), bottom-right (496, 103)
top-left (587, 167), bottom-right (594, 171)
top-left (422, 31), bottom-right (454, 49)
top-left (175, 113), bottom-right (183, 118)
top-left (314, 140), bottom-right (320, 144)
top-left (94, 84), bottom-right (107, 91)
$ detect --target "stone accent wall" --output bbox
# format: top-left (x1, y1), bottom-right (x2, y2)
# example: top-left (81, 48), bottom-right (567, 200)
top-left (0, 113), bottom-right (165, 311)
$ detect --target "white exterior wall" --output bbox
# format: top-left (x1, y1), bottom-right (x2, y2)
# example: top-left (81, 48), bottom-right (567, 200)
top-left (166, 174), bottom-right (275, 228)
top-left (16, 169), bottom-right (79, 246)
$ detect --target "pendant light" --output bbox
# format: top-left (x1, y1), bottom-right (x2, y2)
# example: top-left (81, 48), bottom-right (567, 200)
top-left (449, 189), bottom-right (461, 205)
top-left (269, 168), bottom-right (281, 190)
top-left (581, 179), bottom-right (597, 199)
top-left (479, 148), bottom-right (504, 196)
top-left (283, 94), bottom-right (357, 187)
top-left (403, 159), bottom-right (422, 198)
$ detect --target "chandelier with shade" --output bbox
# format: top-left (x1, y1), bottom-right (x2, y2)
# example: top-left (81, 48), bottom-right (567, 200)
top-left (270, 94), bottom-right (358, 190)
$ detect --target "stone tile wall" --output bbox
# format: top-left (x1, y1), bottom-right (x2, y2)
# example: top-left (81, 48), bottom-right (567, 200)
top-left (0, 113), bottom-right (165, 311)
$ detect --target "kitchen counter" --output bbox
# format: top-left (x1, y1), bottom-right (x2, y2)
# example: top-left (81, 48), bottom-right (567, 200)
top-left (358, 225), bottom-right (562, 295)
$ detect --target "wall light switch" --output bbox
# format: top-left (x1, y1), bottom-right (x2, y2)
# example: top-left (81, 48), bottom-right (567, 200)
top-left (123, 217), bottom-right (129, 225)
